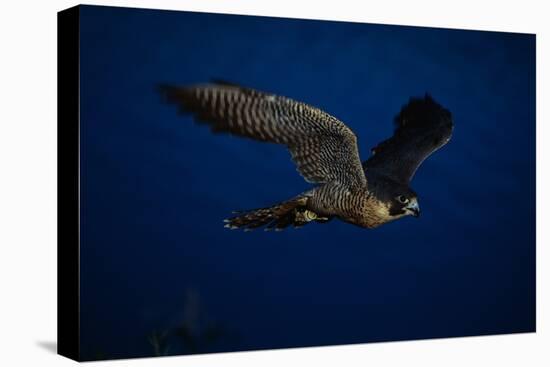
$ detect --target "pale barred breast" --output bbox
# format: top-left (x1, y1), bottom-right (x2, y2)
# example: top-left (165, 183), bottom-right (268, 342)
top-left (308, 184), bottom-right (364, 217)
top-left (360, 195), bottom-right (393, 228)
top-left (307, 184), bottom-right (396, 228)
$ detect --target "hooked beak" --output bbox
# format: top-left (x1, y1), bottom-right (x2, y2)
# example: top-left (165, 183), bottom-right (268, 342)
top-left (405, 199), bottom-right (420, 218)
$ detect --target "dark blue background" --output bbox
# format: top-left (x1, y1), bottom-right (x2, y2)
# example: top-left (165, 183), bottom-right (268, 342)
top-left (78, 5), bottom-right (535, 361)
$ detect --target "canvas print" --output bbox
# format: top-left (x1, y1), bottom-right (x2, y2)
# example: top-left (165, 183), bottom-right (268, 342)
top-left (58, 4), bottom-right (535, 361)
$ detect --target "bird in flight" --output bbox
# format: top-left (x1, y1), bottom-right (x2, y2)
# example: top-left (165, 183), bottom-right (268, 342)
top-left (159, 82), bottom-right (453, 231)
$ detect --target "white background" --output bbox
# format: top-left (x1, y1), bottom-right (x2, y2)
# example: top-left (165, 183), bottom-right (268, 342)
top-left (0, 0), bottom-right (548, 365)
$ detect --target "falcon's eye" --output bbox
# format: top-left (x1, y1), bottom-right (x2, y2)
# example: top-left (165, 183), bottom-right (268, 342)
top-left (398, 195), bottom-right (409, 204)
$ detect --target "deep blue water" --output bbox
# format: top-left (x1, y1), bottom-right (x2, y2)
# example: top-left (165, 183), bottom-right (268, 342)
top-left (78, 5), bottom-right (535, 361)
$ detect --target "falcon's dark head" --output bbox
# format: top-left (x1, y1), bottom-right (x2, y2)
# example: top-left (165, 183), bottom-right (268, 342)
top-left (387, 188), bottom-right (420, 218)
top-left (366, 176), bottom-right (421, 221)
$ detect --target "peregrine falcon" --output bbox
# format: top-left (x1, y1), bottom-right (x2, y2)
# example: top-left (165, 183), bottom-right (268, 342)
top-left (159, 82), bottom-right (453, 231)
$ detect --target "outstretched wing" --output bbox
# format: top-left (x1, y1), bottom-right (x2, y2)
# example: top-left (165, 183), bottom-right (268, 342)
top-left (363, 95), bottom-right (453, 184)
top-left (159, 82), bottom-right (366, 188)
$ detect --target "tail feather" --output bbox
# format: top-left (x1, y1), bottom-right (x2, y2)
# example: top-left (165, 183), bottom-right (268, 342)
top-left (224, 196), bottom-right (313, 231)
